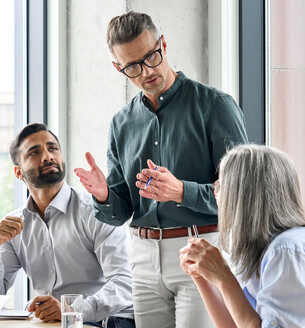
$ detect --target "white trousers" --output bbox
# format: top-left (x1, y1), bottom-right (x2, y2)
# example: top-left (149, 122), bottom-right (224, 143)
top-left (129, 231), bottom-right (219, 328)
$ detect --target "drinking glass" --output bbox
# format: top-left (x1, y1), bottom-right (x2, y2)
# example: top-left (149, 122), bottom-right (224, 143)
top-left (61, 294), bottom-right (83, 328)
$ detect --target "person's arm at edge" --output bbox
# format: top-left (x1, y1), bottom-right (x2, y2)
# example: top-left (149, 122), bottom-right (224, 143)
top-left (191, 276), bottom-right (237, 328)
top-left (0, 241), bottom-right (22, 294)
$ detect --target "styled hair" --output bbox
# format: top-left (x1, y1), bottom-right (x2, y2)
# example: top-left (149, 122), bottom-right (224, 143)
top-left (107, 11), bottom-right (159, 55)
top-left (10, 123), bottom-right (60, 165)
top-left (218, 144), bottom-right (305, 281)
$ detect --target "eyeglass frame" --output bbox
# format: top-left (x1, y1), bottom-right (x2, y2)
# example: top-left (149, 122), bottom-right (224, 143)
top-left (113, 37), bottom-right (163, 78)
top-left (213, 180), bottom-right (220, 198)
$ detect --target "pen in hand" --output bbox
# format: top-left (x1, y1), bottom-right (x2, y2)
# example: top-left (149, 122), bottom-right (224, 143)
top-left (144, 166), bottom-right (159, 189)
top-left (192, 224), bottom-right (199, 238)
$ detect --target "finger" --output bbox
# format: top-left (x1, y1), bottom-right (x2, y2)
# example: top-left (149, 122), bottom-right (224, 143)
top-left (4, 216), bottom-right (22, 222)
top-left (85, 152), bottom-right (96, 169)
top-left (42, 312), bottom-right (58, 322)
top-left (136, 173), bottom-right (149, 183)
top-left (74, 168), bottom-right (90, 177)
top-left (2, 217), bottom-right (23, 232)
top-left (141, 168), bottom-right (161, 180)
top-left (0, 225), bottom-right (16, 237)
top-left (79, 178), bottom-right (93, 187)
top-left (38, 306), bottom-right (57, 320)
top-left (191, 237), bottom-right (213, 248)
top-left (136, 181), bottom-right (159, 193)
top-left (36, 301), bottom-right (54, 318)
top-left (27, 297), bottom-right (44, 311)
top-left (147, 159), bottom-right (156, 170)
top-left (139, 189), bottom-right (159, 200)
top-left (179, 245), bottom-right (190, 254)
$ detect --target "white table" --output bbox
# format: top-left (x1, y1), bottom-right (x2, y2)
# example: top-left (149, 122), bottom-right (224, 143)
top-left (0, 317), bottom-right (92, 327)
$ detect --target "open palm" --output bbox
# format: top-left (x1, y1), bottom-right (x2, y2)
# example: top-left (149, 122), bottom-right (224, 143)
top-left (74, 152), bottom-right (108, 202)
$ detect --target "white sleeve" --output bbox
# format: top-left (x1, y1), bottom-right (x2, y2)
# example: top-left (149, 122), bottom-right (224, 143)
top-left (0, 241), bottom-right (22, 294)
top-left (80, 216), bottom-right (133, 323)
top-left (257, 248), bottom-right (305, 328)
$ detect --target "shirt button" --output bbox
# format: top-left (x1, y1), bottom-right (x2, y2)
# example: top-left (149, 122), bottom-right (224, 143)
top-left (51, 268), bottom-right (54, 273)
top-left (160, 96), bottom-right (163, 100)
top-left (155, 141), bottom-right (158, 146)
top-left (271, 321), bottom-right (277, 326)
top-left (46, 246), bottom-right (50, 250)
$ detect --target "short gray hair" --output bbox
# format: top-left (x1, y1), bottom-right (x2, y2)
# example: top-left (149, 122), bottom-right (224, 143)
top-left (218, 144), bottom-right (305, 282)
top-left (107, 11), bottom-right (159, 55)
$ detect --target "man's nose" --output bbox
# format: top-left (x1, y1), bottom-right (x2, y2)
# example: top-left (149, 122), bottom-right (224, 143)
top-left (41, 150), bottom-right (54, 162)
top-left (141, 64), bottom-right (154, 77)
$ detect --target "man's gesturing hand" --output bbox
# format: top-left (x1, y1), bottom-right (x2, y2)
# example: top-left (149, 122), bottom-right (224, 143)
top-left (136, 159), bottom-right (184, 203)
top-left (74, 152), bottom-right (108, 203)
top-left (27, 295), bottom-right (61, 322)
top-left (0, 216), bottom-right (23, 245)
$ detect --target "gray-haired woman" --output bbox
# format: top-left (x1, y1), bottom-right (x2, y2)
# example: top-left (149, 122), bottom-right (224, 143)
top-left (180, 144), bottom-right (305, 328)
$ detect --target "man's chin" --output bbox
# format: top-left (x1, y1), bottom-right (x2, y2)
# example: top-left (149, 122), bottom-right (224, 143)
top-left (142, 80), bottom-right (166, 96)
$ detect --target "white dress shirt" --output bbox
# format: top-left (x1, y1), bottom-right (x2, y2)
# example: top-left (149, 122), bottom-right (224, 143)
top-left (0, 182), bottom-right (133, 323)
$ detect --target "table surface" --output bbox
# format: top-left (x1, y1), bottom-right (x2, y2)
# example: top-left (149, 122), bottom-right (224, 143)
top-left (0, 317), bottom-right (92, 327)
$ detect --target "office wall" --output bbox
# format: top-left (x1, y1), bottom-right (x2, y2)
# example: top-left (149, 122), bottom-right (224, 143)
top-left (66, 0), bottom-right (208, 188)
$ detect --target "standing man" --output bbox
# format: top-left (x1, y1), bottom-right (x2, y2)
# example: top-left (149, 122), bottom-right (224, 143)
top-left (0, 123), bottom-right (134, 327)
top-left (75, 11), bottom-right (248, 328)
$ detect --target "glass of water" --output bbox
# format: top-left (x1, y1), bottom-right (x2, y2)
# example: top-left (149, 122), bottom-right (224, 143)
top-left (61, 294), bottom-right (83, 328)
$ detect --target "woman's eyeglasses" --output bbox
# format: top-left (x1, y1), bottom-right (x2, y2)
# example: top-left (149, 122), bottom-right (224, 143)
top-left (213, 180), bottom-right (220, 198)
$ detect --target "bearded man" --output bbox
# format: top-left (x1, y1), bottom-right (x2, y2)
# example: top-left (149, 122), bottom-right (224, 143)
top-left (0, 123), bottom-right (134, 328)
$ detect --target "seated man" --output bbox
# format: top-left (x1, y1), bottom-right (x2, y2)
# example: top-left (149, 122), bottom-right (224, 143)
top-left (0, 123), bottom-right (134, 328)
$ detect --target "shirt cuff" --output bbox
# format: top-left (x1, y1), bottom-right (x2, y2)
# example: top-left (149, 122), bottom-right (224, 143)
top-left (82, 299), bottom-right (95, 323)
top-left (178, 180), bottom-right (198, 208)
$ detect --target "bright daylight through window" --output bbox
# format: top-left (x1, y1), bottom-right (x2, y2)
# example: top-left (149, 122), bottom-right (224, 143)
top-left (0, 0), bottom-right (15, 309)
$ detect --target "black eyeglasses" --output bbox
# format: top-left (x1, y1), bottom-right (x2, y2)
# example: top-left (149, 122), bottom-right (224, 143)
top-left (118, 39), bottom-right (163, 78)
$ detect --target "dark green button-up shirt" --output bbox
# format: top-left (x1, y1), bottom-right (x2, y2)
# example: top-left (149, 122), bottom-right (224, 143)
top-left (93, 72), bottom-right (248, 228)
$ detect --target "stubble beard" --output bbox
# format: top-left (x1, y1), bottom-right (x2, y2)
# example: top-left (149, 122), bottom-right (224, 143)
top-left (142, 74), bottom-right (166, 96)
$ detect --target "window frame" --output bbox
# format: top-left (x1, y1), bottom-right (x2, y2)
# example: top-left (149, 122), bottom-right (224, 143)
top-left (239, 0), bottom-right (265, 144)
top-left (14, 0), bottom-right (48, 309)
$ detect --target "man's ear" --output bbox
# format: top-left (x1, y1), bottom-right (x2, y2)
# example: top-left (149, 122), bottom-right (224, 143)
top-left (161, 34), bottom-right (167, 53)
top-left (112, 61), bottom-right (123, 73)
top-left (14, 165), bottom-right (23, 180)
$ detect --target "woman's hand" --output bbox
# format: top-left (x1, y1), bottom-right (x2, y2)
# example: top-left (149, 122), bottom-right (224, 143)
top-left (180, 238), bottom-right (233, 287)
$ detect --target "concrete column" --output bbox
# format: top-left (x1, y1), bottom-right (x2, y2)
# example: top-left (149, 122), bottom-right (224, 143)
top-left (67, 1), bottom-right (208, 188)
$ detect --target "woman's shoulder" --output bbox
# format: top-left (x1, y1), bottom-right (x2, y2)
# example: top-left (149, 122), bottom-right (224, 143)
top-left (266, 226), bottom-right (305, 257)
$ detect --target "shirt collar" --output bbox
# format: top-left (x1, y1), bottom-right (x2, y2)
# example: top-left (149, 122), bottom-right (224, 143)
top-left (23, 181), bottom-right (71, 216)
top-left (141, 71), bottom-right (186, 111)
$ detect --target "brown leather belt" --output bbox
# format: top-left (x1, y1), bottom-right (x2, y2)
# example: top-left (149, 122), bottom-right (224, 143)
top-left (133, 225), bottom-right (218, 240)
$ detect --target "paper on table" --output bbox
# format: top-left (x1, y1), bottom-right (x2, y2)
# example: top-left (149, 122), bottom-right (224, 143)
top-left (0, 295), bottom-right (11, 310)
top-left (0, 309), bottom-right (32, 320)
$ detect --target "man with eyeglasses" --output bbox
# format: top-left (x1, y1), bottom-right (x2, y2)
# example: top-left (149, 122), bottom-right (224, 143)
top-left (75, 11), bottom-right (248, 328)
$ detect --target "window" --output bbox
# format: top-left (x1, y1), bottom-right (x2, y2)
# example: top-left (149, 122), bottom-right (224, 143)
top-left (240, 0), bottom-right (305, 202)
top-left (266, 0), bottom-right (305, 202)
top-left (0, 1), bottom-right (14, 219)
top-left (0, 0), bottom-right (22, 309)
top-left (0, 0), bottom-right (47, 309)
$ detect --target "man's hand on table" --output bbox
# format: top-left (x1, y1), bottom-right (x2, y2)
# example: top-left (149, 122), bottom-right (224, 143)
top-left (27, 295), bottom-right (61, 322)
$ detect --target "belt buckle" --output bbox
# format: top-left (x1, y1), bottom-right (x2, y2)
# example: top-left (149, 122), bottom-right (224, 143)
top-left (155, 227), bottom-right (163, 241)
top-left (137, 227), bottom-right (143, 239)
